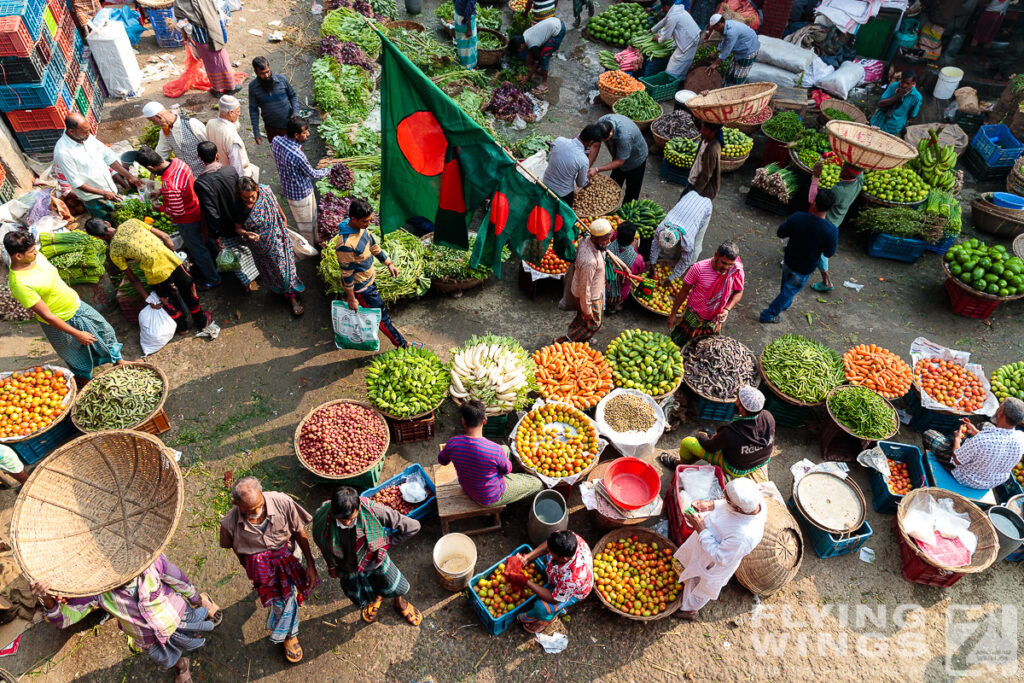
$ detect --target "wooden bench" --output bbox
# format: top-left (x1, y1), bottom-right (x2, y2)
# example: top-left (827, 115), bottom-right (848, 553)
top-left (434, 463), bottom-right (505, 536)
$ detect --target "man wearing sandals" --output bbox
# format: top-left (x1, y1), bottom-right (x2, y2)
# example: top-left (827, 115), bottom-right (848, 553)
top-left (219, 477), bottom-right (318, 663)
top-left (515, 530), bottom-right (593, 633)
top-left (312, 486), bottom-right (423, 627)
top-left (30, 555), bottom-right (219, 683)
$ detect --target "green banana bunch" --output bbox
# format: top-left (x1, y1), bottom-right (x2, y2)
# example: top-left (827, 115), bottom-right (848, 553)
top-left (910, 132), bottom-right (957, 191)
top-left (617, 199), bottom-right (667, 238)
top-left (630, 33), bottom-right (674, 58)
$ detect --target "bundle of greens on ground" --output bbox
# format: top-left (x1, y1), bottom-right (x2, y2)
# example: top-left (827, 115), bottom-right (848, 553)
top-left (761, 111), bottom-right (805, 142)
top-left (38, 231), bottom-right (107, 286)
top-left (510, 133), bottom-right (553, 159)
top-left (319, 230), bottom-right (430, 302)
top-left (320, 36), bottom-right (376, 72)
top-left (321, 7), bottom-right (382, 58)
top-left (311, 56), bottom-right (373, 122)
top-left (424, 236), bottom-right (510, 281)
top-left (752, 162), bottom-right (801, 202)
top-left (485, 83), bottom-right (534, 121)
top-left (760, 334), bottom-right (844, 403)
top-left (384, 25), bottom-right (457, 75)
top-left (320, 116), bottom-right (381, 157)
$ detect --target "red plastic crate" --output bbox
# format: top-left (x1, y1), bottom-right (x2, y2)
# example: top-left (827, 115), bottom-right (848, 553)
top-left (944, 278), bottom-right (1001, 319)
top-left (85, 108), bottom-right (96, 133)
top-left (666, 463), bottom-right (726, 545)
top-left (0, 16), bottom-right (37, 57)
top-left (4, 95), bottom-right (69, 131)
top-left (893, 518), bottom-right (965, 588)
top-left (54, 8), bottom-right (71, 59)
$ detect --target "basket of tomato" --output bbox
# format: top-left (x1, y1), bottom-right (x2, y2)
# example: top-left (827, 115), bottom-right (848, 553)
top-left (592, 528), bottom-right (681, 620)
top-left (0, 366), bottom-right (77, 464)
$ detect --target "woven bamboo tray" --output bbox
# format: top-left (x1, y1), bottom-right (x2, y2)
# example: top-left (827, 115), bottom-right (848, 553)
top-left (757, 357), bottom-right (826, 408)
top-left (1014, 233), bottom-right (1024, 262)
top-left (386, 20), bottom-right (425, 31)
top-left (720, 152), bottom-right (750, 173)
top-left (650, 372), bottom-right (684, 401)
top-left (431, 276), bottom-right (486, 294)
top-left (819, 100), bottom-right (867, 125)
top-left (860, 188), bottom-right (925, 209)
top-left (942, 259), bottom-right (1024, 303)
top-left (11, 430), bottom-right (183, 597)
top-left (476, 28), bottom-right (508, 67)
top-left (825, 385), bottom-right (898, 443)
top-left (509, 406), bottom-right (602, 481)
top-left (0, 365), bottom-right (75, 444)
top-left (591, 527), bottom-right (682, 620)
top-left (686, 82), bottom-right (777, 124)
top-left (825, 120), bottom-right (917, 171)
top-left (598, 78), bottom-right (643, 108)
top-left (628, 111), bottom-right (662, 133)
top-left (970, 194), bottom-right (1024, 239)
top-left (736, 496), bottom-right (803, 597)
top-left (681, 336), bottom-right (756, 404)
top-left (573, 173), bottom-right (624, 218)
top-left (629, 288), bottom-right (672, 316)
top-left (292, 399), bottom-right (389, 480)
top-left (895, 488), bottom-right (998, 574)
top-left (70, 362), bottom-right (168, 433)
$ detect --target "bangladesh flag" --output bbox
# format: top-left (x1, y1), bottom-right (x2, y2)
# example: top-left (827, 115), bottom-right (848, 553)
top-left (379, 34), bottom-right (512, 249)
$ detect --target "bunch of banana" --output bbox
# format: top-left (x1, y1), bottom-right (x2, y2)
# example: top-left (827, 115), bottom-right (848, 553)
top-left (617, 199), bottom-right (667, 238)
top-left (910, 129), bottom-right (957, 192)
top-left (630, 33), bottom-right (675, 58)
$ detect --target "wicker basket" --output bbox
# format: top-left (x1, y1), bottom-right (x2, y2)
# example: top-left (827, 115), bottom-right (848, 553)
top-left (651, 127), bottom-right (671, 149)
top-left (598, 73), bottom-right (645, 108)
top-left (0, 365), bottom-right (76, 445)
top-left (720, 152), bottom-right (750, 173)
top-left (385, 20), bottom-right (425, 32)
top-left (681, 336), bottom-right (756, 405)
top-left (895, 488), bottom-right (998, 574)
top-left (686, 82), bottom-right (778, 124)
top-left (476, 28), bottom-right (508, 67)
top-left (860, 188), bottom-right (925, 209)
top-left (736, 497), bottom-right (803, 597)
top-left (10, 430), bottom-right (183, 597)
top-left (970, 194), bottom-right (1024, 239)
top-left (509, 411), bottom-right (602, 482)
top-left (825, 120), bottom-right (917, 171)
top-left (292, 399), bottom-right (389, 480)
top-left (825, 385), bottom-right (899, 443)
top-left (70, 363), bottom-right (168, 433)
top-left (788, 147), bottom-right (814, 174)
top-left (904, 123), bottom-right (969, 156)
top-left (591, 527), bottom-right (682, 620)
top-left (757, 357), bottom-right (827, 409)
top-left (1014, 233), bottom-right (1024, 262)
top-left (573, 173), bottom-right (624, 218)
top-left (1007, 157), bottom-right (1024, 195)
top-left (820, 100), bottom-right (867, 125)
top-left (941, 259), bottom-right (1024, 303)
top-left (431, 276), bottom-right (486, 294)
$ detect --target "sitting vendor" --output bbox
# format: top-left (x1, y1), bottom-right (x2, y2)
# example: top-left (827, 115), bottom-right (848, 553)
top-left (869, 72), bottom-right (922, 136)
top-left (659, 387), bottom-right (774, 478)
top-left (516, 530), bottom-right (593, 633)
top-left (923, 398), bottom-right (1024, 490)
top-left (438, 400), bottom-right (543, 507)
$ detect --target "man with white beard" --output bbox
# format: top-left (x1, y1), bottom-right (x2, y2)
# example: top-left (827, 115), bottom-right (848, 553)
top-left (206, 95), bottom-right (260, 181)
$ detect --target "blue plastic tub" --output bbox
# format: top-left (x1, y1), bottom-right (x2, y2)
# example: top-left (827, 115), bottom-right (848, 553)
top-left (867, 232), bottom-right (927, 264)
top-left (787, 497), bottom-right (873, 559)
top-left (992, 192), bottom-right (1024, 210)
top-left (360, 463), bottom-right (436, 522)
top-left (971, 124), bottom-right (1024, 168)
top-left (868, 441), bottom-right (927, 514)
top-left (467, 545), bottom-right (552, 635)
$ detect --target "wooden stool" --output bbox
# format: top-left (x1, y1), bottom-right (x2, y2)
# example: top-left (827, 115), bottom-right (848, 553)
top-left (435, 464), bottom-right (505, 536)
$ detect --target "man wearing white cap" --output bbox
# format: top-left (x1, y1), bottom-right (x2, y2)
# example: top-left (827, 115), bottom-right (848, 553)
top-left (206, 95), bottom-right (259, 182)
top-left (673, 478), bottom-right (766, 619)
top-left (706, 14), bottom-right (760, 86)
top-left (144, 101), bottom-right (209, 177)
top-left (556, 218), bottom-right (612, 344)
top-left (660, 386), bottom-right (774, 478)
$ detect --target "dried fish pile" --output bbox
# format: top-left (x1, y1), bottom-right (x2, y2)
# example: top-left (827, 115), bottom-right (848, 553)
top-left (682, 336), bottom-right (757, 401)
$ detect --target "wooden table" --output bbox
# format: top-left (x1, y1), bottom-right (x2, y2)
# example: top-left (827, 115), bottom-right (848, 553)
top-left (434, 464), bottom-right (505, 536)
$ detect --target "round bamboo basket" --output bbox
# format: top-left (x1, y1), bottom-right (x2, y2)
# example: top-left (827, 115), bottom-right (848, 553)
top-left (292, 399), bottom-right (389, 480)
top-left (1013, 233), bottom-right (1024, 262)
top-left (629, 288), bottom-right (672, 316)
top-left (533, 342), bottom-right (614, 411)
top-left (681, 336), bottom-right (757, 405)
top-left (824, 385), bottom-right (899, 443)
top-left (756, 357), bottom-right (828, 408)
top-left (70, 362), bottom-right (167, 433)
top-left (942, 259), bottom-right (1024, 303)
top-left (651, 128), bottom-right (671, 149)
top-left (650, 372), bottom-right (684, 401)
top-left (509, 410), bottom-right (602, 482)
top-left (1007, 157), bottom-right (1024, 195)
top-left (629, 112), bottom-right (662, 133)
top-left (591, 526), bottom-right (682, 620)
top-left (859, 188), bottom-right (925, 209)
top-left (386, 20), bottom-right (425, 32)
top-left (10, 430), bottom-right (183, 597)
top-left (736, 497), bottom-right (803, 597)
top-left (476, 28), bottom-right (508, 67)
top-left (573, 173), bottom-right (625, 218)
top-left (787, 146), bottom-right (816, 174)
top-left (431, 276), bottom-right (487, 294)
top-left (598, 76), bottom-right (644, 108)
top-left (374, 393), bottom-right (445, 422)
top-left (0, 365), bottom-right (75, 444)
top-left (824, 120), bottom-right (917, 171)
top-left (819, 100), bottom-right (867, 125)
top-left (686, 82), bottom-right (777, 124)
top-left (896, 488), bottom-right (998, 574)
top-left (970, 194), bottom-right (1024, 239)
top-left (720, 151), bottom-right (750, 173)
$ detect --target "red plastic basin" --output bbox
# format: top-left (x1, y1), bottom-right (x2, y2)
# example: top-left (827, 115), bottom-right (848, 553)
top-left (603, 457), bottom-right (660, 510)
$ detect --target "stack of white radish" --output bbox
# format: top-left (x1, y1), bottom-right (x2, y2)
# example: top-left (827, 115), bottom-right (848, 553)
top-left (449, 334), bottom-right (536, 415)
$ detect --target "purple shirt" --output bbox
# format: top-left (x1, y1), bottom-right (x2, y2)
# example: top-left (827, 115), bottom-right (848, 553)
top-left (438, 435), bottom-right (511, 505)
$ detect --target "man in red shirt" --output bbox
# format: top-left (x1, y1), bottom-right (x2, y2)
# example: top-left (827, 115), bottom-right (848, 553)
top-left (136, 147), bottom-right (221, 289)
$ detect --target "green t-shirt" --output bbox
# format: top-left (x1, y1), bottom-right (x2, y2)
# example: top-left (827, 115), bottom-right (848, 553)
top-left (826, 174), bottom-right (864, 228)
top-left (8, 252), bottom-right (81, 324)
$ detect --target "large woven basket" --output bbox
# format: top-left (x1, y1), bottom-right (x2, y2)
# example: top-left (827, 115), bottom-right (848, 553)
top-left (904, 123), bottom-right (969, 156)
top-left (431, 276), bottom-right (486, 294)
top-left (385, 20), bottom-right (425, 32)
top-left (71, 363), bottom-right (168, 433)
top-left (686, 82), bottom-right (777, 125)
top-left (736, 497), bottom-right (803, 597)
top-left (720, 152), bottom-right (750, 173)
top-left (824, 120), bottom-right (917, 171)
top-left (573, 173), bottom-right (624, 218)
top-left (820, 99), bottom-right (867, 125)
top-left (941, 259), bottom-right (1024, 303)
top-left (860, 188), bottom-right (926, 209)
top-left (292, 399), bottom-right (389, 480)
top-left (0, 365), bottom-right (75, 444)
top-left (1013, 233), bottom-right (1024, 262)
top-left (598, 74), bottom-right (645, 108)
top-left (757, 357), bottom-right (827, 408)
top-left (681, 336), bottom-right (756, 404)
top-left (10, 430), bottom-right (183, 597)
top-left (895, 488), bottom-right (998, 574)
top-left (591, 527), bottom-right (682, 620)
top-left (1007, 157), bottom-right (1024, 195)
top-left (824, 385), bottom-right (898, 443)
top-left (970, 194), bottom-right (1024, 239)
top-left (476, 28), bottom-right (508, 67)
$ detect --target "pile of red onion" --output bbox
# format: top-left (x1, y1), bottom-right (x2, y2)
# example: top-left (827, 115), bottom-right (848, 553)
top-left (372, 485), bottom-right (416, 514)
top-left (298, 402), bottom-right (387, 476)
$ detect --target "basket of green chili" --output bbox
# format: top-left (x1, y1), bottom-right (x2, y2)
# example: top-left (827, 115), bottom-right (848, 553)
top-left (825, 385), bottom-right (899, 442)
top-left (758, 334), bottom-right (845, 407)
top-left (71, 363), bottom-right (168, 433)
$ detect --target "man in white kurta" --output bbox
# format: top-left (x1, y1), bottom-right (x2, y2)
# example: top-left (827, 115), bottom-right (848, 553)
top-left (651, 0), bottom-right (701, 80)
top-left (674, 478), bottom-right (766, 619)
top-left (206, 95), bottom-right (260, 182)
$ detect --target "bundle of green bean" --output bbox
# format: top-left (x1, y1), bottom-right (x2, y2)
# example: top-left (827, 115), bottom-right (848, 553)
top-left (761, 335), bottom-right (844, 404)
top-left (828, 386), bottom-right (896, 440)
top-left (74, 366), bottom-right (163, 430)
top-left (630, 33), bottom-right (674, 58)
top-left (612, 91), bottom-right (662, 121)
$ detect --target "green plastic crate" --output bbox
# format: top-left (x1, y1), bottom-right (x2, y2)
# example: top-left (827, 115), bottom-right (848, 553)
top-left (74, 86), bottom-right (88, 115)
top-left (483, 411), bottom-right (512, 440)
top-left (42, 6), bottom-right (56, 37)
top-left (761, 385), bottom-right (816, 428)
top-left (0, 178), bottom-right (14, 205)
top-left (639, 71), bottom-right (680, 102)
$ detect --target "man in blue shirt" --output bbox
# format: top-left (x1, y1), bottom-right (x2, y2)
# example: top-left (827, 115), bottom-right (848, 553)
top-left (707, 14), bottom-right (760, 85)
top-left (760, 190), bottom-right (838, 324)
top-left (249, 56), bottom-right (299, 146)
top-left (870, 73), bottom-right (922, 136)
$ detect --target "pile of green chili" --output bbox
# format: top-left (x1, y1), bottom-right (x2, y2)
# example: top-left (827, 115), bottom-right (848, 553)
top-left (761, 335), bottom-right (845, 404)
top-left (74, 366), bottom-right (163, 431)
top-left (828, 386), bottom-right (897, 440)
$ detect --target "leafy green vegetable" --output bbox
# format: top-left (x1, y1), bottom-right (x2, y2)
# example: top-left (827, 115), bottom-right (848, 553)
top-left (319, 229), bottom-right (430, 302)
top-left (320, 115), bottom-right (381, 157)
top-left (311, 56), bottom-right (372, 121)
top-left (321, 8), bottom-right (382, 57)
top-left (424, 235), bottom-right (510, 280)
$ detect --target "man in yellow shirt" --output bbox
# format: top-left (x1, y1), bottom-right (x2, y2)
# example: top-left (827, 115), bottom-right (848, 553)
top-left (4, 230), bottom-right (126, 383)
top-left (85, 218), bottom-right (213, 335)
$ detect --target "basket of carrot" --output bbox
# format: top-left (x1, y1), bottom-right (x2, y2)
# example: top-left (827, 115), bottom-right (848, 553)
top-left (842, 344), bottom-right (914, 400)
top-left (598, 70), bottom-right (645, 108)
top-left (532, 342), bottom-right (615, 411)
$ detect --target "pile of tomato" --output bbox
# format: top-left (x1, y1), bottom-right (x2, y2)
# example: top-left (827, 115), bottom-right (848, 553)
top-left (914, 357), bottom-right (986, 413)
top-left (514, 404), bottom-right (599, 478)
top-left (886, 459), bottom-right (913, 495)
top-left (472, 561), bottom-right (543, 617)
top-left (0, 367), bottom-right (71, 439)
top-left (526, 244), bottom-right (570, 275)
top-left (594, 536), bottom-right (679, 618)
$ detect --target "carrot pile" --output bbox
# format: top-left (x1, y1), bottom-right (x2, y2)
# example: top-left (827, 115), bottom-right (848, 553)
top-left (842, 344), bottom-right (913, 399)
top-left (532, 342), bottom-right (614, 410)
top-left (598, 70), bottom-right (644, 96)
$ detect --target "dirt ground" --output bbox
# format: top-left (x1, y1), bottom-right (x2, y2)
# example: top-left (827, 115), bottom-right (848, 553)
top-left (0, 1), bottom-right (1022, 681)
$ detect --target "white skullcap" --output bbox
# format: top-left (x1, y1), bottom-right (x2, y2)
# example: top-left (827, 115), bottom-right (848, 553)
top-left (709, 13), bottom-right (722, 26)
top-left (738, 386), bottom-right (765, 413)
top-left (725, 478), bottom-right (762, 514)
top-left (219, 95), bottom-right (240, 111)
top-left (589, 218), bottom-right (613, 237)
top-left (143, 101), bottom-right (166, 118)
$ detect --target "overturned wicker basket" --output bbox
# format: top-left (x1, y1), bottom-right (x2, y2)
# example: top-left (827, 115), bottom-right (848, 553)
top-left (895, 488), bottom-right (998, 575)
top-left (736, 497), bottom-right (803, 597)
top-left (476, 28), bottom-right (508, 67)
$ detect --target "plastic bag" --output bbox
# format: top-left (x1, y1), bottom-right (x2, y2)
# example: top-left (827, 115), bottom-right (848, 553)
top-left (679, 467), bottom-right (724, 501)
top-left (594, 388), bottom-right (666, 459)
top-left (163, 46), bottom-right (212, 98)
top-left (95, 6), bottom-right (145, 45)
top-left (216, 248), bottom-right (241, 272)
top-left (138, 293), bottom-right (177, 355)
top-left (86, 18), bottom-right (144, 97)
top-left (746, 62), bottom-right (803, 88)
top-left (288, 229), bottom-right (319, 258)
top-left (400, 471), bottom-right (429, 503)
top-left (902, 492), bottom-right (977, 558)
top-left (331, 301), bottom-right (381, 351)
top-left (817, 61), bottom-right (866, 100)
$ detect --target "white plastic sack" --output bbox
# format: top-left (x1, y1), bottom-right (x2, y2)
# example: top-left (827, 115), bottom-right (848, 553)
top-left (509, 398), bottom-right (608, 488)
top-left (331, 302), bottom-right (381, 351)
top-left (594, 388), bottom-right (666, 459)
top-left (138, 293), bottom-right (177, 356)
top-left (803, 56), bottom-right (836, 87)
top-left (817, 61), bottom-right (866, 100)
top-left (746, 62), bottom-right (803, 88)
top-left (86, 19), bottom-right (144, 97)
top-left (902, 492), bottom-right (977, 555)
top-left (517, 149), bottom-right (549, 182)
top-left (288, 229), bottom-right (319, 258)
top-left (756, 36), bottom-right (817, 73)
top-left (909, 337), bottom-right (999, 417)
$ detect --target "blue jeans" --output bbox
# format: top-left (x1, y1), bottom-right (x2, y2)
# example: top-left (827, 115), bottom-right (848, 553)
top-left (355, 281), bottom-right (407, 348)
top-left (175, 221), bottom-right (221, 286)
top-left (761, 264), bottom-right (810, 321)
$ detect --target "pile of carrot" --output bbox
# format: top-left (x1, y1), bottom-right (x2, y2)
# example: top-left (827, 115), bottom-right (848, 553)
top-left (532, 342), bottom-right (614, 410)
top-left (598, 70), bottom-right (644, 96)
top-left (842, 344), bottom-right (913, 399)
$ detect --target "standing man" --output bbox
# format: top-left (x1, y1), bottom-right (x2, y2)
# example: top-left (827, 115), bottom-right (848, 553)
top-left (136, 147), bottom-right (222, 290)
top-left (809, 161), bottom-right (863, 292)
top-left (652, 0), bottom-right (701, 80)
top-left (143, 102), bottom-right (208, 177)
top-left (249, 57), bottom-right (299, 146)
top-left (206, 95), bottom-right (259, 181)
top-left (312, 486), bottom-right (423, 627)
top-left (543, 125), bottom-right (602, 204)
top-left (271, 116), bottom-right (328, 244)
top-left (667, 241), bottom-right (744, 342)
top-left (5, 231), bottom-right (126, 384)
top-left (689, 122), bottom-right (722, 200)
top-left (706, 14), bottom-right (760, 86)
top-left (512, 16), bottom-right (567, 95)
top-left (219, 477), bottom-right (317, 664)
top-left (760, 190), bottom-right (838, 324)
top-left (869, 73), bottom-right (923, 136)
top-left (53, 113), bottom-right (143, 220)
top-left (335, 199), bottom-right (408, 348)
top-left (591, 114), bottom-right (649, 204)
top-left (556, 218), bottom-right (612, 344)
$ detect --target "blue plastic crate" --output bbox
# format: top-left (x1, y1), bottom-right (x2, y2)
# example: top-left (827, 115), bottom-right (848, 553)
top-left (468, 545), bottom-right (552, 635)
top-left (0, 0), bottom-right (46, 39)
top-left (15, 125), bottom-right (60, 152)
top-left (868, 441), bottom-right (927, 514)
top-left (360, 463), bottom-right (436, 522)
top-left (659, 158), bottom-right (691, 185)
top-left (696, 396), bottom-right (736, 422)
top-left (867, 232), bottom-right (927, 264)
top-left (971, 124), bottom-right (1024, 168)
top-left (148, 7), bottom-right (183, 48)
top-left (905, 387), bottom-right (963, 435)
top-left (8, 413), bottom-right (78, 465)
top-left (788, 497), bottom-right (873, 559)
top-left (0, 42), bottom-right (63, 111)
top-left (924, 234), bottom-right (956, 255)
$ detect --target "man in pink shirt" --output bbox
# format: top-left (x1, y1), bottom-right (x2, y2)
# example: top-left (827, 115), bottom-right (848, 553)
top-left (667, 241), bottom-right (744, 344)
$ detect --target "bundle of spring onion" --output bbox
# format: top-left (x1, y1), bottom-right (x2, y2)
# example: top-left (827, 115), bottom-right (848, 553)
top-left (752, 163), bottom-right (801, 203)
top-left (923, 188), bottom-right (962, 238)
top-left (319, 229), bottom-right (430, 302)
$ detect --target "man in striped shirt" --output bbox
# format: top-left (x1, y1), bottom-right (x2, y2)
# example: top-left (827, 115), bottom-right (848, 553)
top-left (334, 199), bottom-right (408, 348)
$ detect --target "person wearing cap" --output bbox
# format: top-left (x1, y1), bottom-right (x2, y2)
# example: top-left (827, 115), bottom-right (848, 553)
top-left (923, 398), bottom-right (1024, 490)
top-left (673, 478), bottom-right (766, 619)
top-left (650, 190), bottom-right (714, 278)
top-left (144, 102), bottom-right (209, 178)
top-left (556, 218), bottom-right (612, 344)
top-left (808, 161), bottom-right (863, 293)
top-left (705, 14), bottom-right (760, 86)
top-left (651, 0), bottom-right (700, 80)
top-left (666, 240), bottom-right (744, 343)
top-left (206, 95), bottom-right (259, 182)
top-left (660, 386), bottom-right (775, 478)
top-left (590, 114), bottom-right (649, 204)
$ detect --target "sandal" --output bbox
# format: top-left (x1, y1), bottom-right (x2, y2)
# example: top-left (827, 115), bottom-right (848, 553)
top-left (521, 619), bottom-right (548, 634)
top-left (283, 636), bottom-right (303, 663)
top-left (174, 659), bottom-right (192, 683)
top-left (658, 453), bottom-right (679, 469)
top-left (675, 610), bottom-right (699, 620)
top-left (810, 282), bottom-right (834, 292)
top-left (396, 600), bottom-right (422, 626)
top-left (361, 596), bottom-right (383, 623)
top-left (201, 593), bottom-right (222, 626)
